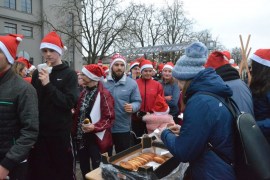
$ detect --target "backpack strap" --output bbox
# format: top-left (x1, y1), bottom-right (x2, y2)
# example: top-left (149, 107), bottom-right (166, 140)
top-left (197, 92), bottom-right (240, 167)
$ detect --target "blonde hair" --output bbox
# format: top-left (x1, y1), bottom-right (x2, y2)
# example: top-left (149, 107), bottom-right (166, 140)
top-left (180, 79), bottom-right (192, 112)
top-left (12, 61), bottom-right (26, 77)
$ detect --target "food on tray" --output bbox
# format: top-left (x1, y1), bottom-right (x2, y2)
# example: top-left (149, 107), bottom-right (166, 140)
top-left (153, 156), bottom-right (166, 164)
top-left (119, 161), bottom-right (134, 171)
top-left (119, 153), bottom-right (169, 171)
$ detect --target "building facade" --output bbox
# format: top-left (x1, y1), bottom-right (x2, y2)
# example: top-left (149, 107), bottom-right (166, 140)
top-left (0, 0), bottom-right (83, 70)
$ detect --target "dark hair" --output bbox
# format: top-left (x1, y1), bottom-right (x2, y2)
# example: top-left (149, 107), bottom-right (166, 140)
top-left (250, 60), bottom-right (270, 96)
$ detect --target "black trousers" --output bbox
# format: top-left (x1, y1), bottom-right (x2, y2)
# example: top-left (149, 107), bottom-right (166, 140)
top-left (27, 135), bottom-right (76, 180)
top-left (112, 132), bottom-right (133, 154)
top-left (131, 117), bottom-right (147, 145)
top-left (77, 133), bottom-right (101, 179)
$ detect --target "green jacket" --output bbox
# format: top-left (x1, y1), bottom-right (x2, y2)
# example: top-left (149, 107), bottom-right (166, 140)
top-left (0, 68), bottom-right (39, 171)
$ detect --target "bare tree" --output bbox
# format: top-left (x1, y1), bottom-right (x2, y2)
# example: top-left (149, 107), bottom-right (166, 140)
top-left (161, 0), bottom-right (193, 45)
top-left (231, 47), bottom-right (242, 64)
top-left (43, 0), bottom-right (134, 64)
top-left (193, 29), bottom-right (224, 50)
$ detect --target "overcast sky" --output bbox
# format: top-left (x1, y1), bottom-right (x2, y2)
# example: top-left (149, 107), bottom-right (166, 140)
top-left (137, 0), bottom-right (270, 53)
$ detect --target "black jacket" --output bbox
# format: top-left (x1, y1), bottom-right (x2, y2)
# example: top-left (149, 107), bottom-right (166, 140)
top-left (32, 63), bottom-right (78, 137)
top-left (0, 68), bottom-right (39, 171)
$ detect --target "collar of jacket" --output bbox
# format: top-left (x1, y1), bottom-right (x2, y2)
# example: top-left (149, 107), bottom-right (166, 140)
top-left (0, 68), bottom-right (14, 85)
top-left (107, 73), bottom-right (127, 85)
top-left (51, 63), bottom-right (68, 72)
top-left (215, 64), bottom-right (240, 81)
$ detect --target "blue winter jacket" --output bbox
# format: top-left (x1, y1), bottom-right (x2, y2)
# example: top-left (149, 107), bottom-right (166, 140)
top-left (103, 74), bottom-right (142, 133)
top-left (161, 68), bottom-right (236, 180)
top-left (253, 91), bottom-right (270, 142)
top-left (160, 80), bottom-right (180, 118)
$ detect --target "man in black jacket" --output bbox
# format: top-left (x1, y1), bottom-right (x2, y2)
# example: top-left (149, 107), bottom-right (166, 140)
top-left (0, 34), bottom-right (39, 180)
top-left (28, 31), bottom-right (78, 180)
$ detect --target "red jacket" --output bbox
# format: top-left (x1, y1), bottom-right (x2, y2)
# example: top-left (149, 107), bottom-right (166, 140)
top-left (72, 82), bottom-right (115, 135)
top-left (136, 78), bottom-right (164, 112)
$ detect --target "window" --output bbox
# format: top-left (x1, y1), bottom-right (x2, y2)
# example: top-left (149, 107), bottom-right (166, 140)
top-left (4, 0), bottom-right (16, 9)
top-left (4, 22), bottom-right (17, 34)
top-left (21, 25), bottom-right (33, 37)
top-left (21, 0), bottom-right (32, 13)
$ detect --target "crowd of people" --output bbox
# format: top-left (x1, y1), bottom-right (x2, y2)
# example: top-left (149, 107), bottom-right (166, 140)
top-left (0, 30), bottom-right (270, 180)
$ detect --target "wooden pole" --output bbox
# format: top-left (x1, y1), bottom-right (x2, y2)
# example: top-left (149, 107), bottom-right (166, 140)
top-left (239, 34), bottom-right (251, 85)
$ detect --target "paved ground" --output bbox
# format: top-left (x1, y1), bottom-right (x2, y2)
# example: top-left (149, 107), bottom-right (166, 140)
top-left (76, 162), bottom-right (84, 180)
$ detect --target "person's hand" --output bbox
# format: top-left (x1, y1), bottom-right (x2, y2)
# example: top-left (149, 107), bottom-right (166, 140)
top-left (124, 103), bottom-right (133, 113)
top-left (0, 165), bottom-right (9, 180)
top-left (168, 124), bottom-right (181, 135)
top-left (38, 68), bottom-right (50, 86)
top-left (81, 123), bottom-right (95, 133)
top-left (164, 96), bottom-right (172, 101)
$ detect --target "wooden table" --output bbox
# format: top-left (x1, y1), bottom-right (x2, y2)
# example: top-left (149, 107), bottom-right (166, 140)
top-left (85, 167), bottom-right (103, 180)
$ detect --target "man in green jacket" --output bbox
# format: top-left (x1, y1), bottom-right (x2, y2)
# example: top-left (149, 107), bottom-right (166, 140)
top-left (0, 34), bottom-right (39, 180)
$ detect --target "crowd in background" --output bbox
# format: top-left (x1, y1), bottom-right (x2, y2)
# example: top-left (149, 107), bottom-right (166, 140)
top-left (1, 31), bottom-right (270, 180)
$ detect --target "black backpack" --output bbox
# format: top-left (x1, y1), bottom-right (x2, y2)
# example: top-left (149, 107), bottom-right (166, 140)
top-left (202, 92), bottom-right (270, 180)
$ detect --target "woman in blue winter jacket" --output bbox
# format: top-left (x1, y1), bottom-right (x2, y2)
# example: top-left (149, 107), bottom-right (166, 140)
top-left (249, 49), bottom-right (270, 143)
top-left (160, 42), bottom-right (236, 180)
top-left (160, 62), bottom-right (180, 124)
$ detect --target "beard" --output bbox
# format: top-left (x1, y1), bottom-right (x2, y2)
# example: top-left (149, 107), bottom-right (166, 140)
top-left (112, 70), bottom-right (124, 81)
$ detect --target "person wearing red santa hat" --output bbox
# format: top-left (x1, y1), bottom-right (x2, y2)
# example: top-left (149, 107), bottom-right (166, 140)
top-left (250, 49), bottom-right (270, 143)
top-left (205, 50), bottom-right (254, 116)
top-left (102, 65), bottom-right (109, 78)
top-left (142, 95), bottom-right (175, 134)
top-left (97, 59), bottom-right (103, 67)
top-left (160, 62), bottom-right (181, 124)
top-left (132, 58), bottom-right (164, 144)
top-left (103, 53), bottom-right (141, 153)
top-left (128, 60), bottom-right (140, 80)
top-left (72, 64), bottom-right (114, 177)
top-left (14, 57), bottom-right (32, 83)
top-left (0, 34), bottom-right (39, 180)
top-left (28, 31), bottom-right (79, 180)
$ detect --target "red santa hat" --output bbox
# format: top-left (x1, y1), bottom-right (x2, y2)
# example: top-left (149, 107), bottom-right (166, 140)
top-left (16, 57), bottom-right (31, 69)
top-left (102, 66), bottom-right (109, 74)
top-left (222, 51), bottom-right (231, 60)
top-left (162, 62), bottom-right (174, 71)
top-left (250, 49), bottom-right (270, 67)
top-left (82, 64), bottom-right (105, 81)
top-left (110, 53), bottom-right (126, 69)
top-left (40, 31), bottom-right (67, 55)
top-left (139, 59), bottom-right (153, 73)
top-left (152, 95), bottom-right (170, 115)
top-left (0, 34), bottom-right (23, 64)
top-left (129, 61), bottom-right (140, 71)
top-left (204, 51), bottom-right (230, 69)
top-left (97, 59), bottom-right (103, 66)
top-left (158, 63), bottom-right (164, 72)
